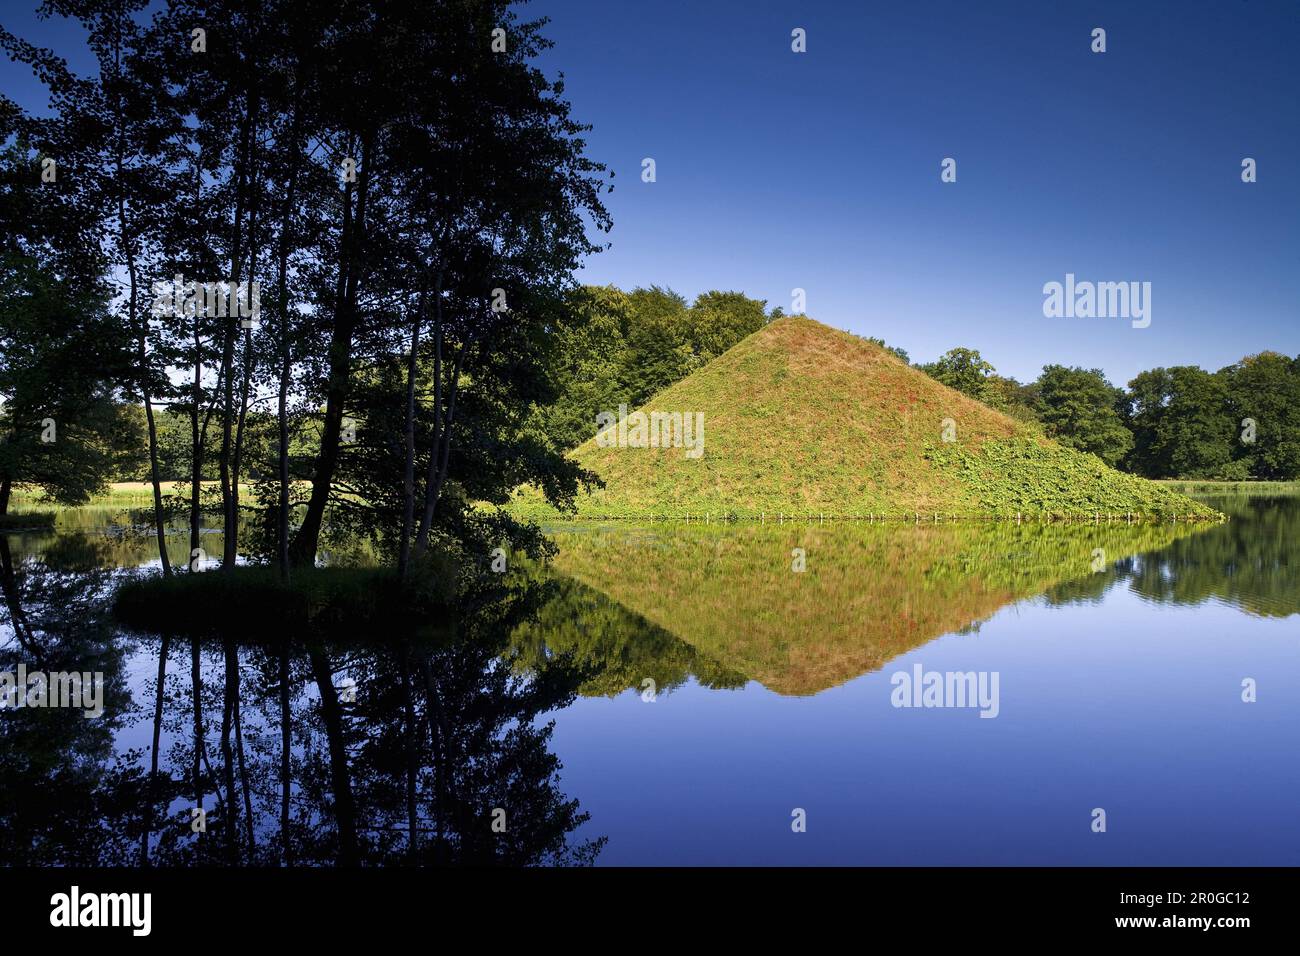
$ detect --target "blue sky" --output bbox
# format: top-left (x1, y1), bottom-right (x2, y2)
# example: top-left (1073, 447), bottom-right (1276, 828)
top-left (3, 0), bottom-right (1296, 384)
top-left (532, 0), bottom-right (1299, 383)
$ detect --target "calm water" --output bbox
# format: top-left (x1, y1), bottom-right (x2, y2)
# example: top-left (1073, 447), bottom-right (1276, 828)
top-left (1, 496), bottom-right (1296, 865)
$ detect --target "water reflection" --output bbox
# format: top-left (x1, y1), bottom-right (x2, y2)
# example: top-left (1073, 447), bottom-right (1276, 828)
top-left (521, 517), bottom-right (1216, 695)
top-left (1, 496), bottom-right (1295, 866)
top-left (1115, 495), bottom-right (1299, 616)
top-left (0, 553), bottom-right (604, 865)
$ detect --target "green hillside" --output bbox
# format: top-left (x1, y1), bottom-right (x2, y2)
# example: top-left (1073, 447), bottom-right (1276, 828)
top-left (517, 316), bottom-right (1220, 521)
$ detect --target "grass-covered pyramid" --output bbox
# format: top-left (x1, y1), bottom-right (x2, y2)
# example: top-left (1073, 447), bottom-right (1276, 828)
top-left (520, 316), bottom-right (1218, 521)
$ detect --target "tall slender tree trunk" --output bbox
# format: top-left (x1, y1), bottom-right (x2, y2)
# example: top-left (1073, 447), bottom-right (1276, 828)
top-left (231, 302), bottom-right (256, 543)
top-left (189, 334), bottom-right (204, 570)
top-left (110, 23), bottom-right (170, 578)
top-left (413, 286), bottom-right (444, 554)
top-left (415, 327), bottom-right (472, 554)
top-left (276, 323), bottom-right (292, 580)
top-left (218, 92), bottom-right (254, 573)
top-left (141, 389), bottom-right (172, 575)
top-left (275, 92), bottom-right (304, 582)
top-left (289, 134), bottom-right (372, 567)
top-left (231, 110), bottom-right (263, 562)
top-left (130, 260), bottom-right (170, 577)
top-left (188, 158), bottom-right (207, 571)
top-left (121, 196), bottom-right (171, 577)
top-left (398, 287), bottom-right (424, 578)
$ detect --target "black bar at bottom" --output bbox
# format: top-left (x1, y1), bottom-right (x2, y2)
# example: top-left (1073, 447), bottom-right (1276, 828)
top-left (1, 866), bottom-right (1283, 940)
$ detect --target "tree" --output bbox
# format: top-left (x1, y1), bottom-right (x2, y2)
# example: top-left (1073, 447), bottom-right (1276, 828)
top-left (687, 289), bottom-right (770, 361)
top-left (1124, 366), bottom-right (1242, 479)
top-left (529, 285), bottom-right (772, 452)
top-left (918, 346), bottom-right (1037, 421)
top-left (6, 0), bottom-right (616, 578)
top-left (1033, 365), bottom-right (1133, 467)
top-left (525, 285), bottom-right (631, 452)
top-left (1221, 352), bottom-right (1300, 479)
top-left (920, 347), bottom-right (998, 401)
top-left (0, 253), bottom-right (135, 516)
top-left (0, 137), bottom-right (136, 517)
top-left (255, 0), bottom-right (616, 570)
top-left (2, 0), bottom-right (189, 572)
top-left (615, 286), bottom-right (695, 402)
top-left (863, 336), bottom-right (910, 364)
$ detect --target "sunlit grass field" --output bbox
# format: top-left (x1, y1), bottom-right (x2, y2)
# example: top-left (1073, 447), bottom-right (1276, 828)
top-left (9, 480), bottom-right (262, 509)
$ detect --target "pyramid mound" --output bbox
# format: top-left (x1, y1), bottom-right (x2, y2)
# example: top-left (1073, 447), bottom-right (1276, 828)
top-left (532, 316), bottom-right (1217, 520)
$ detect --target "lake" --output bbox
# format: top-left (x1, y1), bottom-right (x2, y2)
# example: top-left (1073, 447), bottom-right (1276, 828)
top-left (1, 494), bottom-right (1295, 866)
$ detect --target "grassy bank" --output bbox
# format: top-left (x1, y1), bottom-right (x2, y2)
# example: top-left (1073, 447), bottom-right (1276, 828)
top-left (514, 317), bottom-right (1220, 523)
top-left (10, 480), bottom-right (262, 509)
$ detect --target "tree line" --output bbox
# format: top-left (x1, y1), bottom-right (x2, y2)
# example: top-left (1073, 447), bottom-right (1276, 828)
top-left (1, 0), bottom-right (1292, 589)
top-left (1, 0), bottom-right (610, 580)
top-left (915, 345), bottom-right (1300, 480)
top-left (4, 282), bottom-right (776, 487)
top-left (530, 293), bottom-right (1300, 483)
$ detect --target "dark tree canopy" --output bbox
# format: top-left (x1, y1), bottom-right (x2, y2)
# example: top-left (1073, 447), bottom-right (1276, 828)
top-left (1033, 365), bottom-right (1133, 468)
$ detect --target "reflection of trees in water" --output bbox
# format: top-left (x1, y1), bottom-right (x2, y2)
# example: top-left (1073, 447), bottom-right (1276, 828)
top-left (511, 570), bottom-right (749, 698)
top-left (0, 553), bottom-right (604, 866)
top-left (3, 510), bottom-right (280, 574)
top-left (1047, 497), bottom-right (1300, 616)
top-left (0, 537), bottom-right (138, 865)
top-left (4, 498), bottom-right (1292, 864)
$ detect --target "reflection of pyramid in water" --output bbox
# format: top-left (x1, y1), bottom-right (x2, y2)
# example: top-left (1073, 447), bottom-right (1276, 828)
top-left (550, 521), bottom-right (1205, 696)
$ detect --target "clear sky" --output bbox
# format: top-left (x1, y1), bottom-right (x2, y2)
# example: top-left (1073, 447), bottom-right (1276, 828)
top-left (531, 0), bottom-right (1299, 384)
top-left (3, 0), bottom-right (1296, 385)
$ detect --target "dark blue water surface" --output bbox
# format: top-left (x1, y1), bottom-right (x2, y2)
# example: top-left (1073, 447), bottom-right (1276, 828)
top-left (551, 582), bottom-right (1298, 865)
